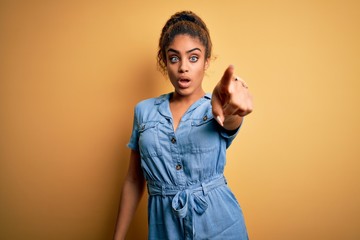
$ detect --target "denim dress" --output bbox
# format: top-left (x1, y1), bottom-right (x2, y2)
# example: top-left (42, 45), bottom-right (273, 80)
top-left (128, 93), bottom-right (248, 240)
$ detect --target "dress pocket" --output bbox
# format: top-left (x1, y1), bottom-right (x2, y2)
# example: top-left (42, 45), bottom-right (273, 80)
top-left (138, 121), bottom-right (162, 157)
top-left (189, 112), bottom-right (219, 153)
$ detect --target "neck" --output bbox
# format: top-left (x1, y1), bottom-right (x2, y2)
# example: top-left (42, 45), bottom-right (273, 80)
top-left (171, 90), bottom-right (206, 105)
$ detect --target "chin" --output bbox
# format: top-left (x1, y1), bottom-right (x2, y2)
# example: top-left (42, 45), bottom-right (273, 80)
top-left (175, 88), bottom-right (192, 96)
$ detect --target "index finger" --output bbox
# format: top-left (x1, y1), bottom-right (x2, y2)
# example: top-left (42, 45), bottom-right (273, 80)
top-left (219, 65), bottom-right (235, 90)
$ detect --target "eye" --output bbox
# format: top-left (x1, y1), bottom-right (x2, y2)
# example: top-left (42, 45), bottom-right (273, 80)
top-left (189, 55), bottom-right (199, 62)
top-left (169, 56), bottom-right (179, 63)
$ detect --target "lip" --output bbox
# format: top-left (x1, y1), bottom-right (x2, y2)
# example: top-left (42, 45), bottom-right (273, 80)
top-left (178, 77), bottom-right (191, 89)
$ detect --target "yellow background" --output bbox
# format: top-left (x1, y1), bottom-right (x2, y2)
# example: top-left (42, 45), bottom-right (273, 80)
top-left (1, 0), bottom-right (359, 239)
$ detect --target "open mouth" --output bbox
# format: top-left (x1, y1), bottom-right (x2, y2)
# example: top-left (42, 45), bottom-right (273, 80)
top-left (178, 78), bottom-right (191, 88)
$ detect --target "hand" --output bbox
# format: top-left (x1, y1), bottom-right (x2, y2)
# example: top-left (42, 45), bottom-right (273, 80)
top-left (211, 65), bottom-right (253, 128)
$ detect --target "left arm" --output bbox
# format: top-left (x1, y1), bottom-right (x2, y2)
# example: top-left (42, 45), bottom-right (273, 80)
top-left (211, 65), bottom-right (253, 130)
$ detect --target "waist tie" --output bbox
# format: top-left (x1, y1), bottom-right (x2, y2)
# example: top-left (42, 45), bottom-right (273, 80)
top-left (147, 175), bottom-right (227, 239)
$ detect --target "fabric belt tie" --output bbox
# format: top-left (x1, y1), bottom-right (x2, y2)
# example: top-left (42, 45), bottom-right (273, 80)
top-left (147, 175), bottom-right (227, 239)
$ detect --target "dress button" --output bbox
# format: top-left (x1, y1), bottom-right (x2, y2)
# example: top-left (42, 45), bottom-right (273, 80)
top-left (203, 115), bottom-right (208, 121)
top-left (176, 164), bottom-right (182, 170)
top-left (171, 137), bottom-right (176, 144)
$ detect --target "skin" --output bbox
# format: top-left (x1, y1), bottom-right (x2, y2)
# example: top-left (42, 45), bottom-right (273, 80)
top-left (212, 64), bottom-right (253, 130)
top-left (166, 34), bottom-right (210, 131)
top-left (113, 150), bottom-right (144, 240)
top-left (166, 34), bottom-right (253, 131)
top-left (113, 34), bottom-right (253, 240)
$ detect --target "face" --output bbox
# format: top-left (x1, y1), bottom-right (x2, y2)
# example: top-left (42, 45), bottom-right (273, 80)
top-left (166, 34), bottom-right (209, 99)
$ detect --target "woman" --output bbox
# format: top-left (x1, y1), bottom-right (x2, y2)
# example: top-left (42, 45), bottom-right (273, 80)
top-left (114, 11), bottom-right (253, 240)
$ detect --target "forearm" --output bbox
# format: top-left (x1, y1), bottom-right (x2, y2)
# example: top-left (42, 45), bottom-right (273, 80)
top-left (113, 174), bottom-right (145, 240)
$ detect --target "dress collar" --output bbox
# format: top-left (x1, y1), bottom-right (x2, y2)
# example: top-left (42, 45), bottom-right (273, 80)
top-left (156, 93), bottom-right (211, 120)
top-left (154, 92), bottom-right (211, 105)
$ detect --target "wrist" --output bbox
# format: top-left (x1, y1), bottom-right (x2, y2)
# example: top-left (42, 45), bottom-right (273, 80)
top-left (223, 115), bottom-right (243, 130)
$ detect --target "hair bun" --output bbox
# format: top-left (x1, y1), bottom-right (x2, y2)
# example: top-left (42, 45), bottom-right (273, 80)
top-left (177, 13), bottom-right (196, 23)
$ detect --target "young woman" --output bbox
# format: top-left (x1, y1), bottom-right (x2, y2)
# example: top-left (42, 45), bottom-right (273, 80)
top-left (114, 11), bottom-right (253, 240)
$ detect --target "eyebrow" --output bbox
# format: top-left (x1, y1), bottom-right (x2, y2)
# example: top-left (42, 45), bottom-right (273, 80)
top-left (167, 47), bottom-right (202, 54)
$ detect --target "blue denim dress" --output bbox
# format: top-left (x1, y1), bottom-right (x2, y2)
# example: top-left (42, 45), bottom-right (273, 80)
top-left (128, 93), bottom-right (248, 240)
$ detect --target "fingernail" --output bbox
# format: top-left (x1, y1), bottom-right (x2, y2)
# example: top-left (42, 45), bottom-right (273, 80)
top-left (216, 116), bottom-right (224, 127)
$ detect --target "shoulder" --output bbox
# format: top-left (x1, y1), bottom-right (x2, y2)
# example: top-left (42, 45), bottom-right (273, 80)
top-left (135, 93), bottom-right (168, 110)
top-left (197, 93), bottom-right (213, 111)
top-left (190, 93), bottom-right (213, 120)
top-left (133, 93), bottom-right (171, 119)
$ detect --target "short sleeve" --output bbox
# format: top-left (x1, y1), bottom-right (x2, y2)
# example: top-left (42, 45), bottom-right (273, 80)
top-left (220, 118), bottom-right (244, 148)
top-left (127, 107), bottom-right (140, 151)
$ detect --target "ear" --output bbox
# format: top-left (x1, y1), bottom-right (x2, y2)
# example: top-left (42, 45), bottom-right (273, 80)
top-left (204, 58), bottom-right (210, 70)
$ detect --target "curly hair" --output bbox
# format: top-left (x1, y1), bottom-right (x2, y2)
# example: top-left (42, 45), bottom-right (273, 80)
top-left (157, 11), bottom-right (212, 75)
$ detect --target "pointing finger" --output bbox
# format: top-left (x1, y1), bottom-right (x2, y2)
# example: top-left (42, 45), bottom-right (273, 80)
top-left (219, 65), bottom-right (235, 90)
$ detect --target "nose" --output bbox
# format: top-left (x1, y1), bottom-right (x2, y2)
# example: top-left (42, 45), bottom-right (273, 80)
top-left (178, 60), bottom-right (189, 73)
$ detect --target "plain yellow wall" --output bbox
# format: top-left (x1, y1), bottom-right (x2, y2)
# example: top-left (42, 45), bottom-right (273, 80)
top-left (1, 1), bottom-right (359, 239)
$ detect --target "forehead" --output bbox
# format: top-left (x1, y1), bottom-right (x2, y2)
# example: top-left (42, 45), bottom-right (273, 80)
top-left (167, 34), bottom-right (205, 52)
